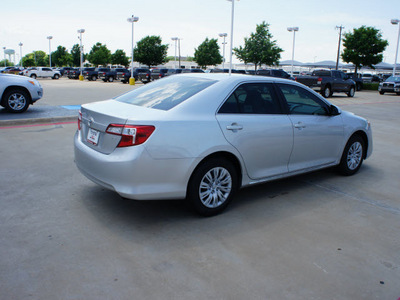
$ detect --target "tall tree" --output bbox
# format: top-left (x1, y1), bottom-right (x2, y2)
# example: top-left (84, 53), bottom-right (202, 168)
top-left (52, 46), bottom-right (71, 67)
top-left (111, 49), bottom-right (130, 67)
top-left (70, 44), bottom-right (83, 67)
top-left (88, 42), bottom-right (111, 66)
top-left (341, 26), bottom-right (388, 74)
top-left (194, 38), bottom-right (222, 68)
top-left (234, 21), bottom-right (283, 71)
top-left (134, 36), bottom-right (169, 68)
top-left (34, 51), bottom-right (47, 66)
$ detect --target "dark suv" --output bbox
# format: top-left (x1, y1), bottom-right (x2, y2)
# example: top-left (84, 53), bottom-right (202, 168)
top-left (150, 68), bottom-right (169, 80)
top-left (256, 69), bottom-right (293, 80)
top-left (121, 68), bottom-right (151, 83)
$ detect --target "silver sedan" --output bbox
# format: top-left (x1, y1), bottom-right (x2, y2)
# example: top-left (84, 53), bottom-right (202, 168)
top-left (74, 74), bottom-right (372, 216)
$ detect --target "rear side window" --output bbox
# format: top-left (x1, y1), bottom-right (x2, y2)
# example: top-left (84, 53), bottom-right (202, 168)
top-left (218, 83), bottom-right (282, 114)
top-left (116, 76), bottom-right (217, 110)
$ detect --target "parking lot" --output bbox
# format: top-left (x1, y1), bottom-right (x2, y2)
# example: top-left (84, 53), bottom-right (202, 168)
top-left (0, 78), bottom-right (399, 299)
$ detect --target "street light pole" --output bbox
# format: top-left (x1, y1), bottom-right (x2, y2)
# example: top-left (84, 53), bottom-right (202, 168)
top-left (171, 37), bottom-right (178, 69)
top-left (19, 42), bottom-right (23, 67)
top-left (219, 33), bottom-right (227, 70)
top-left (77, 29), bottom-right (85, 81)
top-left (227, 0), bottom-right (237, 75)
top-left (391, 19), bottom-right (400, 76)
top-left (287, 27), bottom-right (299, 76)
top-left (127, 15), bottom-right (139, 85)
top-left (335, 25), bottom-right (344, 70)
top-left (47, 36), bottom-right (53, 67)
top-left (3, 47), bottom-right (6, 67)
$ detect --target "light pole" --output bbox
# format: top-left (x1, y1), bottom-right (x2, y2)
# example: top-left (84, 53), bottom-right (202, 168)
top-left (47, 36), bottom-right (53, 67)
top-left (171, 37), bottom-right (178, 69)
top-left (127, 15), bottom-right (139, 85)
top-left (219, 33), bottom-right (227, 70)
top-left (77, 29), bottom-right (85, 81)
top-left (19, 42), bottom-right (23, 67)
top-left (335, 25), bottom-right (344, 70)
top-left (287, 27), bottom-right (299, 76)
top-left (391, 19), bottom-right (400, 76)
top-left (3, 47), bottom-right (6, 67)
top-left (227, 0), bottom-right (238, 75)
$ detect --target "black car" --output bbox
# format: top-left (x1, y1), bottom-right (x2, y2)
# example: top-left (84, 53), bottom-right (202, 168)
top-left (121, 68), bottom-right (151, 83)
top-left (150, 68), bottom-right (169, 80)
top-left (347, 73), bottom-right (363, 91)
top-left (256, 69), bottom-right (293, 79)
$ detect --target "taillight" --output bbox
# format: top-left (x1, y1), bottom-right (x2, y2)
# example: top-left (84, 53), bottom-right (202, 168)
top-left (78, 111), bottom-right (82, 130)
top-left (317, 77), bottom-right (323, 83)
top-left (106, 124), bottom-right (155, 147)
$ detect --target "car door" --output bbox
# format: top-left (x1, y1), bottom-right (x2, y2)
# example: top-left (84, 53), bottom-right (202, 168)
top-left (216, 82), bottom-right (293, 180)
top-left (276, 83), bottom-right (344, 172)
top-left (42, 68), bottom-right (52, 78)
top-left (331, 71), bottom-right (345, 91)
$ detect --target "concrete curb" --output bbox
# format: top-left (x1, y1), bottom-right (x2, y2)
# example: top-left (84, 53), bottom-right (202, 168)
top-left (0, 115), bottom-right (77, 127)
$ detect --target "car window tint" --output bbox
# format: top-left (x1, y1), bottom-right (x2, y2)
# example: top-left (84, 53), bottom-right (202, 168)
top-left (116, 76), bottom-right (217, 110)
top-left (277, 83), bottom-right (328, 115)
top-left (219, 83), bottom-right (281, 114)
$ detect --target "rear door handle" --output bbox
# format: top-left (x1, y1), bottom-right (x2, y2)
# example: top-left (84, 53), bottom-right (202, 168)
top-left (294, 122), bottom-right (306, 129)
top-left (226, 123), bottom-right (243, 131)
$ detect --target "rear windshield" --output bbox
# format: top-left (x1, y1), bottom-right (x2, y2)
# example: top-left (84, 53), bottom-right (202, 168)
top-left (115, 76), bottom-right (217, 110)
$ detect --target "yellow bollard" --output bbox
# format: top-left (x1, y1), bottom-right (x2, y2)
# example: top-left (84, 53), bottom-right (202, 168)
top-left (129, 77), bottom-right (135, 85)
top-left (79, 75), bottom-right (84, 81)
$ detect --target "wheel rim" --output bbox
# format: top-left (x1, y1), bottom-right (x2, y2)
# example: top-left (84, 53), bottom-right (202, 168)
top-left (8, 93), bottom-right (26, 111)
top-left (347, 142), bottom-right (362, 170)
top-left (324, 87), bottom-right (330, 97)
top-left (199, 167), bottom-right (232, 208)
top-left (350, 88), bottom-right (354, 96)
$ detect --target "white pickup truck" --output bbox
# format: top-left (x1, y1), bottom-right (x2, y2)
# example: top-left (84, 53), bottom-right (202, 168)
top-left (23, 67), bottom-right (61, 79)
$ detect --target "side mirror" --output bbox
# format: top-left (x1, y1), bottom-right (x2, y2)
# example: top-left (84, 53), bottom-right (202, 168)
top-left (330, 105), bottom-right (341, 116)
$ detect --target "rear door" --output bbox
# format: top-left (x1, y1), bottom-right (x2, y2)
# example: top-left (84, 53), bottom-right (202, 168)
top-left (216, 82), bottom-right (293, 180)
top-left (275, 83), bottom-right (344, 172)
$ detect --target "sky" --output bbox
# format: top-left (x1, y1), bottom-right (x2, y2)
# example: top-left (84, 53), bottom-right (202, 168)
top-left (1, 0), bottom-right (400, 66)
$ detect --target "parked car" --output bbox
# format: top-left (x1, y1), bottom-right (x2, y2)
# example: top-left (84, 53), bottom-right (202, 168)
top-left (1, 67), bottom-right (23, 75)
top-left (74, 74), bottom-right (372, 216)
top-left (347, 73), bottom-right (363, 91)
top-left (23, 67), bottom-right (61, 79)
top-left (120, 68), bottom-right (151, 83)
top-left (378, 75), bottom-right (400, 95)
top-left (67, 68), bottom-right (81, 79)
top-left (83, 67), bottom-right (103, 81)
top-left (361, 73), bottom-right (380, 83)
top-left (59, 67), bottom-right (73, 77)
top-left (209, 69), bottom-right (245, 74)
top-left (150, 68), bottom-right (169, 80)
top-left (295, 70), bottom-right (356, 98)
top-left (0, 73), bottom-right (43, 113)
top-left (256, 69), bottom-right (293, 80)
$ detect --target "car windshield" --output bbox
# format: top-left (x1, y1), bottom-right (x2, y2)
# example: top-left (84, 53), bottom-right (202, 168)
top-left (115, 76), bottom-right (217, 110)
top-left (386, 76), bottom-right (400, 82)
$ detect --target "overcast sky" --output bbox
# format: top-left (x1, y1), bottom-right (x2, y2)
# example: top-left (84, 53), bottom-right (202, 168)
top-left (1, 0), bottom-right (400, 65)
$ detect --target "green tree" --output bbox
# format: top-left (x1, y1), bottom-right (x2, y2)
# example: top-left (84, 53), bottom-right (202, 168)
top-left (194, 38), bottom-right (222, 68)
top-left (70, 44), bottom-right (82, 67)
top-left (341, 26), bottom-right (388, 74)
top-left (233, 21), bottom-right (283, 71)
top-left (88, 42), bottom-right (111, 66)
top-left (34, 51), bottom-right (47, 66)
top-left (134, 36), bottom-right (169, 68)
top-left (0, 59), bottom-right (13, 67)
top-left (52, 46), bottom-right (71, 66)
top-left (111, 49), bottom-right (129, 66)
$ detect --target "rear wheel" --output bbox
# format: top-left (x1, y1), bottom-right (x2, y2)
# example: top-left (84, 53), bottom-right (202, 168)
top-left (52, 74), bottom-right (60, 79)
top-left (356, 82), bottom-right (362, 91)
top-left (379, 91), bottom-right (385, 95)
top-left (108, 76), bottom-right (114, 82)
top-left (3, 89), bottom-right (30, 113)
top-left (91, 75), bottom-right (97, 81)
top-left (30, 74), bottom-right (37, 79)
top-left (338, 135), bottom-right (364, 176)
top-left (187, 157), bottom-right (238, 216)
top-left (322, 86), bottom-right (332, 98)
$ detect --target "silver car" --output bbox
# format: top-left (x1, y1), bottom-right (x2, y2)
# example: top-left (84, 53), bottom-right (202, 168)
top-left (0, 73), bottom-right (43, 113)
top-left (74, 74), bottom-right (372, 216)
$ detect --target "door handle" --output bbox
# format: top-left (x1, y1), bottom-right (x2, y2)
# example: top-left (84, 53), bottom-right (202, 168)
top-left (294, 122), bottom-right (306, 129)
top-left (226, 123), bottom-right (243, 131)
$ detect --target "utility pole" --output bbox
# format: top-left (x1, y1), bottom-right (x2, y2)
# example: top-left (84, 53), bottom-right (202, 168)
top-left (335, 25), bottom-right (344, 70)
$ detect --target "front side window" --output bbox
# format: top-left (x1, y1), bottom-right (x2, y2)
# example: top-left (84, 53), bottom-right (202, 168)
top-left (116, 76), bottom-right (217, 111)
top-left (277, 83), bottom-right (329, 115)
top-left (219, 83), bottom-right (282, 114)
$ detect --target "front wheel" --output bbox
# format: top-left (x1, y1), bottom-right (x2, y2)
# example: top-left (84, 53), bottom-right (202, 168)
top-left (30, 74), bottom-right (37, 79)
top-left (338, 135), bottom-right (365, 176)
top-left (91, 75), bottom-right (97, 81)
top-left (187, 157), bottom-right (238, 216)
top-left (52, 74), bottom-right (60, 79)
top-left (3, 89), bottom-right (30, 113)
top-left (347, 86), bottom-right (355, 97)
top-left (379, 91), bottom-right (385, 95)
top-left (108, 76), bottom-right (114, 82)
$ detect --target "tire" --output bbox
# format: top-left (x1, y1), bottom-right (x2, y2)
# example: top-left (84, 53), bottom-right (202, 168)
top-left (52, 74), bottom-right (60, 80)
top-left (347, 86), bottom-right (355, 97)
top-left (91, 75), bottom-right (97, 81)
top-left (322, 85), bottom-right (332, 98)
top-left (379, 91), bottom-right (385, 95)
top-left (30, 74), bottom-right (37, 79)
top-left (356, 83), bottom-right (362, 91)
top-left (338, 135), bottom-right (365, 176)
top-left (187, 157), bottom-right (238, 216)
top-left (3, 89), bottom-right (30, 113)
top-left (396, 92), bottom-right (400, 96)
top-left (108, 76), bottom-right (114, 82)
